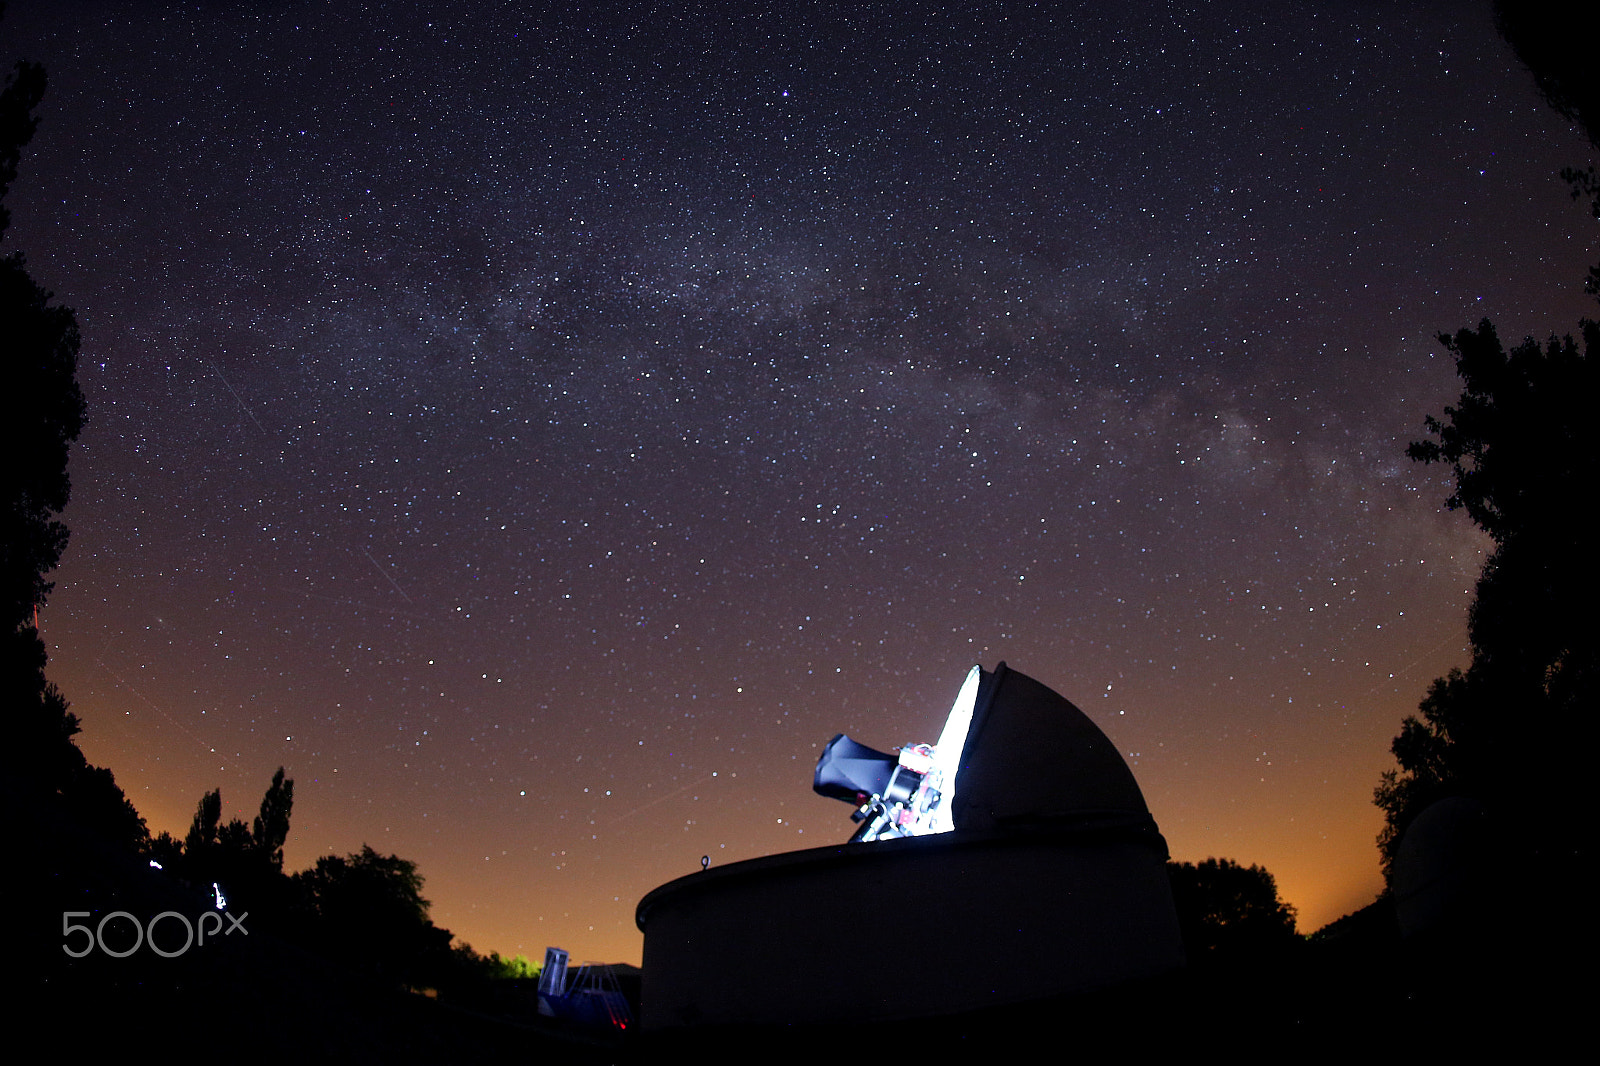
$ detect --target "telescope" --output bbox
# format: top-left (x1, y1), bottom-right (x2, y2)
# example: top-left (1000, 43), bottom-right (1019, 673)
top-left (812, 664), bottom-right (981, 841)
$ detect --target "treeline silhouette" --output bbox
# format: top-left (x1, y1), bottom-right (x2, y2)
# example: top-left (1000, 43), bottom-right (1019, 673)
top-left (1355, 4), bottom-right (1597, 1049)
top-left (1166, 857), bottom-right (1298, 963)
top-left (0, 48), bottom-right (148, 857)
top-left (1376, 320), bottom-right (1597, 880)
top-left (146, 768), bottom-right (538, 994)
top-left (1375, 1), bottom-right (1596, 925)
top-left (2, 43), bottom-right (546, 1049)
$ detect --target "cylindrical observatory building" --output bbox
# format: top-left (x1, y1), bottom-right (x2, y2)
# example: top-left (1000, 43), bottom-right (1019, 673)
top-left (634, 661), bottom-right (1184, 1030)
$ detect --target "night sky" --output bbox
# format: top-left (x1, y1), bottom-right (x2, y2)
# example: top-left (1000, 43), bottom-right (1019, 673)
top-left (6, 1), bottom-right (1594, 966)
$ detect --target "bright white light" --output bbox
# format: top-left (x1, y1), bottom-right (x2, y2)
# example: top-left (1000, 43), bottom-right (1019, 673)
top-left (928, 665), bottom-right (981, 834)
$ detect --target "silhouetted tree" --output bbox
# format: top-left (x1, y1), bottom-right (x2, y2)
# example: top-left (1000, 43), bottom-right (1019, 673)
top-left (1413, 321), bottom-right (1596, 680)
top-left (252, 766), bottom-right (294, 870)
top-left (220, 814), bottom-right (254, 848)
top-left (1167, 858), bottom-right (1298, 961)
top-left (147, 829), bottom-right (184, 871)
top-left (1494, 2), bottom-right (1600, 151)
top-left (0, 49), bottom-right (45, 238)
top-left (0, 43), bottom-right (142, 857)
top-left (1378, 320), bottom-right (1598, 879)
top-left (1377, 8), bottom-right (1600, 919)
top-left (18, 680), bottom-right (86, 796)
top-left (2, 53), bottom-right (83, 726)
top-left (294, 845), bottom-right (456, 989)
top-left (184, 788), bottom-right (221, 850)
top-left (173, 769), bottom-right (297, 919)
top-left (58, 762), bottom-right (147, 852)
top-left (1492, 3), bottom-right (1600, 298)
top-left (1374, 669), bottom-right (1467, 873)
top-left (0, 57), bottom-right (83, 650)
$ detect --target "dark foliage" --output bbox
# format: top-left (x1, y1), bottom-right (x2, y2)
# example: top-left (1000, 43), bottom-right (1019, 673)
top-left (0, 58), bottom-right (79, 675)
top-left (1166, 858), bottom-right (1298, 961)
top-left (1493, 3), bottom-right (1600, 299)
top-left (293, 844), bottom-right (459, 989)
top-left (1410, 323), bottom-right (1594, 542)
top-left (1378, 320), bottom-right (1597, 878)
top-left (159, 769), bottom-right (502, 996)
top-left (1562, 165), bottom-right (1600, 297)
top-left (0, 56), bottom-right (44, 237)
top-left (1374, 669), bottom-right (1466, 872)
top-left (58, 761), bottom-right (147, 850)
top-left (253, 766), bottom-right (294, 869)
top-left (0, 63), bottom-right (84, 636)
top-left (173, 769), bottom-right (299, 920)
top-left (0, 39), bottom-right (140, 855)
top-left (183, 787), bottom-right (224, 855)
top-left (1493, 1), bottom-right (1600, 151)
top-left (0, 250), bottom-right (79, 627)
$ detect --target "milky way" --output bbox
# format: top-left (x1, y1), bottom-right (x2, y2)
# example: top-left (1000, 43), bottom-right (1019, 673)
top-left (6, 1), bottom-right (1594, 963)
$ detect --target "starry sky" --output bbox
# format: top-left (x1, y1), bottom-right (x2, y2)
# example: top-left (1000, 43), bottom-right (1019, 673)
top-left (6, 1), bottom-right (1595, 966)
